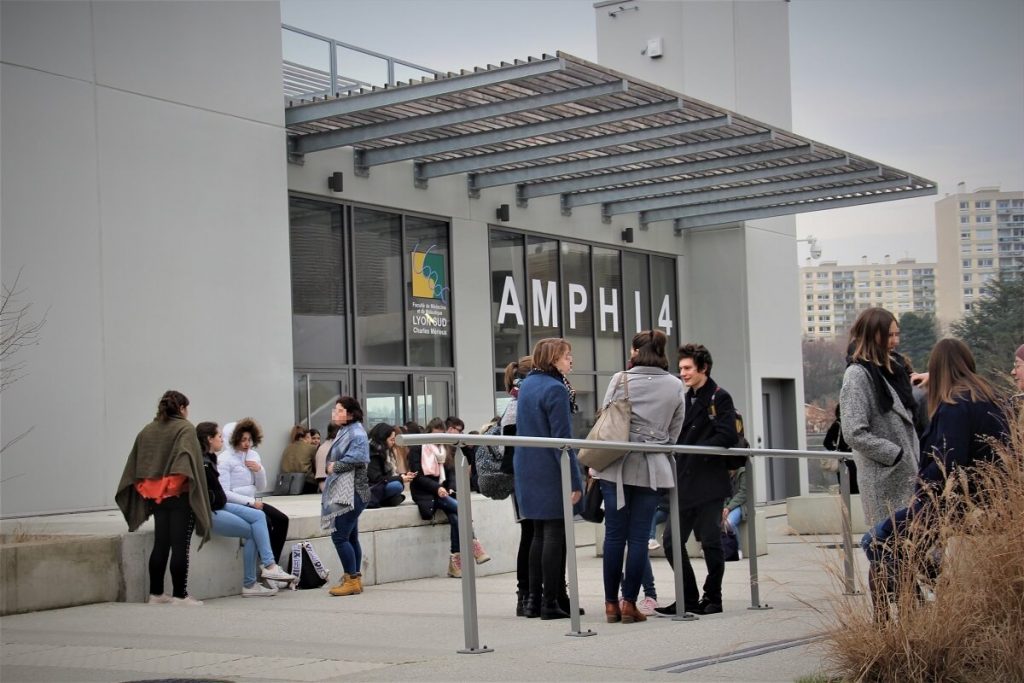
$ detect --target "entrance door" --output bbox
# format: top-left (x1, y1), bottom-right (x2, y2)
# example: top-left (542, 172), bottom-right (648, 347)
top-left (413, 373), bottom-right (455, 425)
top-left (295, 372), bottom-right (350, 435)
top-left (761, 379), bottom-right (800, 502)
top-left (360, 372), bottom-right (411, 427)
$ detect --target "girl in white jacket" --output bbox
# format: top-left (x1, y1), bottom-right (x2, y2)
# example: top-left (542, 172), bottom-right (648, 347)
top-left (217, 418), bottom-right (290, 568)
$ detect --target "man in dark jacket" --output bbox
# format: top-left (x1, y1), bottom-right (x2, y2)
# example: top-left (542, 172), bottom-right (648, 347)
top-left (656, 344), bottom-right (738, 617)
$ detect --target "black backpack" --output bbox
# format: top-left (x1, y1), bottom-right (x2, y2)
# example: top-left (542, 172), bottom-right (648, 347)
top-left (475, 421), bottom-right (514, 500)
top-left (285, 541), bottom-right (329, 589)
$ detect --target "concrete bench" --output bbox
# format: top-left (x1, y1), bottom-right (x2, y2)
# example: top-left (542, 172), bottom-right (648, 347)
top-left (1, 492), bottom-right (536, 611)
top-left (785, 493), bottom-right (868, 535)
top-left (593, 507), bottom-right (767, 558)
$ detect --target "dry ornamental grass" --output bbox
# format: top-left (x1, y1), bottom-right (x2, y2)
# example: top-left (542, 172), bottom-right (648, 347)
top-left (820, 404), bottom-right (1024, 682)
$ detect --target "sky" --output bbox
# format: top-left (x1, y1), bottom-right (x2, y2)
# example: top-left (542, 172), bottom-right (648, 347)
top-left (280, 0), bottom-right (1024, 266)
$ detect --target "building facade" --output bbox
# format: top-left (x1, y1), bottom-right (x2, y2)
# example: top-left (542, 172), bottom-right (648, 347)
top-left (1, 0), bottom-right (934, 517)
top-left (799, 258), bottom-right (936, 340)
top-left (935, 186), bottom-right (1024, 327)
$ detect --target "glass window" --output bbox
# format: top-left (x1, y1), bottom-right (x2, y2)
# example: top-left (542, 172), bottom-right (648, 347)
top-left (975, 200), bottom-right (991, 209)
top-left (407, 216), bottom-right (453, 367)
top-left (490, 230), bottom-right (528, 368)
top-left (290, 199), bottom-right (347, 367)
top-left (623, 252), bottom-right (652, 336)
top-left (527, 235), bottom-right (561, 340)
top-left (353, 208), bottom-right (404, 365)
top-left (977, 215), bottom-right (992, 224)
top-left (593, 247), bottom-right (625, 371)
top-left (560, 241), bottom-right (594, 372)
top-left (650, 255), bottom-right (679, 354)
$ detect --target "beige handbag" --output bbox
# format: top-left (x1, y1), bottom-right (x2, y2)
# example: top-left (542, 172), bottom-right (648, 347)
top-left (578, 373), bottom-right (632, 471)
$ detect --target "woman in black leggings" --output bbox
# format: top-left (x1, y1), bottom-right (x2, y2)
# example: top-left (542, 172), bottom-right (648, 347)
top-left (116, 390), bottom-right (212, 605)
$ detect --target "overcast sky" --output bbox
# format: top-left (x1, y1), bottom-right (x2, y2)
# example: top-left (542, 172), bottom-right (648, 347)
top-left (281, 0), bottom-right (1024, 266)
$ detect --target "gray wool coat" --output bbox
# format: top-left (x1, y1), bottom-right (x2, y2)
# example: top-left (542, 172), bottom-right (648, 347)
top-left (839, 364), bottom-right (919, 527)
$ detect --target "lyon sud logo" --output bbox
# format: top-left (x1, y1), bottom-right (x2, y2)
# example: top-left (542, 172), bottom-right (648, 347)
top-left (411, 243), bottom-right (449, 303)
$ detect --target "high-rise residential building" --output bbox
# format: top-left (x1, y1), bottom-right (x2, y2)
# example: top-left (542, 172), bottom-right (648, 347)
top-left (799, 257), bottom-right (936, 340)
top-left (935, 185), bottom-right (1024, 327)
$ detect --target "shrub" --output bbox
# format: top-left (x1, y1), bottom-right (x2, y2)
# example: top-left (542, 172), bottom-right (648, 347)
top-left (820, 404), bottom-right (1024, 682)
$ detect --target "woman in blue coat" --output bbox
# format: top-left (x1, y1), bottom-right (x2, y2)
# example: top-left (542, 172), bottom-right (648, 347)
top-left (514, 337), bottom-right (583, 620)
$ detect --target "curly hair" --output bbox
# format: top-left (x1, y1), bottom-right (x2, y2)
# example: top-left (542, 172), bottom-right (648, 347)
top-left (230, 417), bottom-right (263, 450)
top-left (156, 390), bottom-right (189, 421)
top-left (678, 343), bottom-right (713, 375)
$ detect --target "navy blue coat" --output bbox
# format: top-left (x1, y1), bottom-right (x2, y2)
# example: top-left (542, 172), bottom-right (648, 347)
top-left (513, 371), bottom-right (583, 520)
top-left (918, 396), bottom-right (1006, 489)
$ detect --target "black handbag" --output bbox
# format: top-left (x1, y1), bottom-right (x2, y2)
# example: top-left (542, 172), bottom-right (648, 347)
top-left (580, 477), bottom-right (604, 523)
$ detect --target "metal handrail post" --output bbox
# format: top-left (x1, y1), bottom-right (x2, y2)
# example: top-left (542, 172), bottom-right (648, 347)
top-left (560, 447), bottom-right (595, 637)
top-left (744, 459), bottom-right (770, 610)
top-left (838, 460), bottom-right (860, 595)
top-left (454, 446), bottom-right (492, 654)
top-left (668, 457), bottom-right (697, 621)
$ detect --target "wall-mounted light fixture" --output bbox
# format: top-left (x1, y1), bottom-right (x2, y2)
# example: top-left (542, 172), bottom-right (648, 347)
top-left (496, 204), bottom-right (510, 222)
top-left (621, 227), bottom-right (634, 243)
top-left (327, 172), bottom-right (344, 192)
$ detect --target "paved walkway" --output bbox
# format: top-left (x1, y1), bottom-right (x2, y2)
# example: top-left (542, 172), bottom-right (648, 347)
top-left (1, 508), bottom-right (862, 682)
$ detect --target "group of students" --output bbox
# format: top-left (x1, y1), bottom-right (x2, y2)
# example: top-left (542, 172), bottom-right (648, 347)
top-left (837, 307), bottom-right (1021, 620)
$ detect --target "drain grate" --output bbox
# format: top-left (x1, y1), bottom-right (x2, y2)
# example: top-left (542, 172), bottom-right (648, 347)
top-left (647, 633), bottom-right (826, 674)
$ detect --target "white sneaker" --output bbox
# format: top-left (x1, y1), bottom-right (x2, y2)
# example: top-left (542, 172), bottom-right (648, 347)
top-left (648, 539), bottom-right (661, 550)
top-left (637, 596), bottom-right (659, 616)
top-left (171, 595), bottom-right (204, 606)
top-left (242, 582), bottom-right (278, 597)
top-left (261, 564), bottom-right (298, 583)
top-left (147, 594), bottom-right (173, 604)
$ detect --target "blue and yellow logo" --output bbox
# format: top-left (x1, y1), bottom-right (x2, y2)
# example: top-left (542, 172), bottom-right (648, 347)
top-left (411, 244), bottom-right (448, 303)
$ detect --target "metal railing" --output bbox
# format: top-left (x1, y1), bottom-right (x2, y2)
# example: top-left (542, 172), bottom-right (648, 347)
top-left (396, 432), bottom-right (858, 654)
top-left (282, 24), bottom-right (441, 103)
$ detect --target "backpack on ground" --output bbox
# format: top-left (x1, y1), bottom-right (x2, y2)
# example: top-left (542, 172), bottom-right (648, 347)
top-left (286, 540), bottom-right (329, 589)
top-left (710, 387), bottom-right (750, 469)
top-left (475, 420), bottom-right (513, 500)
top-left (721, 528), bottom-right (740, 562)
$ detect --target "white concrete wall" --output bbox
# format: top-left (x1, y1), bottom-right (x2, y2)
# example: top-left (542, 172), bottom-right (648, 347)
top-left (1, 1), bottom-right (293, 516)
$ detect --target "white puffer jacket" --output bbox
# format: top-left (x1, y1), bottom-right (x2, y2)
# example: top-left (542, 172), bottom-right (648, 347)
top-left (217, 421), bottom-right (268, 506)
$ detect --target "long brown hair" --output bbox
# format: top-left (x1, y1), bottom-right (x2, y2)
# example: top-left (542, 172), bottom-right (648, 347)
top-left (927, 338), bottom-right (998, 418)
top-left (532, 337), bottom-right (571, 373)
top-left (504, 355), bottom-right (534, 392)
top-left (632, 330), bottom-right (669, 370)
top-left (849, 307), bottom-right (896, 371)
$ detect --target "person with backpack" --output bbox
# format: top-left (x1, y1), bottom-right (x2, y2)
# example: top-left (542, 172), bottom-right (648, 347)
top-left (655, 343), bottom-right (739, 617)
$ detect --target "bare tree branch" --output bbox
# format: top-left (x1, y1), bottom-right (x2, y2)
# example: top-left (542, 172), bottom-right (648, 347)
top-left (1, 267), bottom-right (47, 393)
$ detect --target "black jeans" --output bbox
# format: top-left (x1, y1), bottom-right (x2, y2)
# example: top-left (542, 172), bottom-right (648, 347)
top-left (662, 499), bottom-right (725, 605)
top-left (529, 519), bottom-right (565, 603)
top-left (148, 494), bottom-right (195, 598)
top-left (260, 503), bottom-right (289, 564)
top-left (516, 519), bottom-right (535, 594)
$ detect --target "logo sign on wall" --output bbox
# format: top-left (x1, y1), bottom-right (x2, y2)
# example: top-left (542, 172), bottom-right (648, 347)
top-left (410, 244), bottom-right (450, 338)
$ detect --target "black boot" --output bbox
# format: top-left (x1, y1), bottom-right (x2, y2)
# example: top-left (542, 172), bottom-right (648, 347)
top-left (540, 599), bottom-right (570, 620)
top-left (557, 593), bottom-right (585, 616)
top-left (524, 593), bottom-right (542, 618)
top-left (516, 591), bottom-right (526, 617)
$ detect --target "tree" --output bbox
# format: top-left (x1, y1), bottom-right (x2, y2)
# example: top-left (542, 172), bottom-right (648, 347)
top-left (898, 311), bottom-right (938, 373)
top-left (1, 269), bottom-right (46, 454)
top-left (802, 337), bottom-right (847, 407)
top-left (951, 276), bottom-right (1024, 390)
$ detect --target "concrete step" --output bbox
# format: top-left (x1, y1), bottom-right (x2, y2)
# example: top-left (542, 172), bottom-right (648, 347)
top-left (785, 493), bottom-right (868, 535)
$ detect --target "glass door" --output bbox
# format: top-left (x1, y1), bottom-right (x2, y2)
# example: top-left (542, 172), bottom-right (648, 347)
top-left (360, 372), bottom-right (411, 427)
top-left (412, 373), bottom-right (454, 425)
top-left (295, 372), bottom-right (350, 435)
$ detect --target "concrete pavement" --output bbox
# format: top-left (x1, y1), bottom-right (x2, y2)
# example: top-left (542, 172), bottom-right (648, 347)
top-left (0, 507), bottom-right (862, 682)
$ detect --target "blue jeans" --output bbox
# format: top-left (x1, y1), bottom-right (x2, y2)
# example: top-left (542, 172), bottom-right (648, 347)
top-left (435, 494), bottom-right (461, 553)
top-left (331, 493), bottom-right (367, 575)
top-left (649, 502), bottom-right (669, 540)
top-left (726, 507), bottom-right (742, 532)
top-left (383, 479), bottom-right (404, 500)
top-left (210, 502), bottom-right (275, 588)
top-left (600, 480), bottom-right (660, 603)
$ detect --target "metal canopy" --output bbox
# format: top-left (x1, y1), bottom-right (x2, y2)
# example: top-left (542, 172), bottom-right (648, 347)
top-left (285, 51), bottom-right (935, 229)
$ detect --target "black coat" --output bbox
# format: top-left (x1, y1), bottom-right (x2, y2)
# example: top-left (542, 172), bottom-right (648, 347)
top-left (202, 454), bottom-right (227, 511)
top-left (675, 378), bottom-right (739, 508)
top-left (406, 445), bottom-right (449, 520)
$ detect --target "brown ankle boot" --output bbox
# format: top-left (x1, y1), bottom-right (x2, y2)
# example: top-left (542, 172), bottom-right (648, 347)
top-left (620, 599), bottom-right (647, 623)
top-left (605, 600), bottom-right (622, 623)
top-left (351, 572), bottom-right (363, 594)
top-left (329, 573), bottom-right (361, 597)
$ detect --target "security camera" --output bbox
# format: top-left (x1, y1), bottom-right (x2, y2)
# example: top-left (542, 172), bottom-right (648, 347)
top-left (810, 244), bottom-right (822, 259)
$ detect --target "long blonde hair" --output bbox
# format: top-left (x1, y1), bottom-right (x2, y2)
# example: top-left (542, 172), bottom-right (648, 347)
top-left (927, 338), bottom-right (998, 418)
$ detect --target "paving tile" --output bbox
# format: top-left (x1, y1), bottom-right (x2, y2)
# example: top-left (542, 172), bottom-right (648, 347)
top-left (187, 655), bottom-right (320, 677)
top-left (0, 643), bottom-right (62, 656)
top-left (256, 658), bottom-right (392, 681)
top-left (1, 645), bottom-right (121, 667)
top-left (100, 650), bottom-right (249, 674)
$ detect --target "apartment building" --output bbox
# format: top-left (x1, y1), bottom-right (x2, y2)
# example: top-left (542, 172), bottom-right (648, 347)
top-left (799, 257), bottom-right (936, 340)
top-left (935, 185), bottom-right (1024, 327)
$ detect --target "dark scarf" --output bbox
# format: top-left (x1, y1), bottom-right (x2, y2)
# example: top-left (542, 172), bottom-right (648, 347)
top-left (531, 368), bottom-right (579, 414)
top-left (854, 354), bottom-right (916, 415)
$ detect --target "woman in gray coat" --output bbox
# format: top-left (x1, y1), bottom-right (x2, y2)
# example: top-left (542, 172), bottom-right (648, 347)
top-left (838, 308), bottom-right (918, 527)
top-left (593, 330), bottom-right (685, 624)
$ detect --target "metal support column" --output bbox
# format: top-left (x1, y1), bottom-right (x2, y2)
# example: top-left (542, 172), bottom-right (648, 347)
top-left (744, 459), bottom-right (771, 610)
top-left (560, 447), bottom-right (595, 637)
top-left (839, 460), bottom-right (861, 595)
top-left (454, 446), bottom-right (493, 654)
top-left (668, 458), bottom-right (698, 621)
